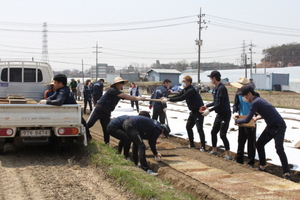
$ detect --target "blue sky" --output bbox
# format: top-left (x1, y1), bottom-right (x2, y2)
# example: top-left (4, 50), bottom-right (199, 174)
top-left (0, 0), bottom-right (299, 71)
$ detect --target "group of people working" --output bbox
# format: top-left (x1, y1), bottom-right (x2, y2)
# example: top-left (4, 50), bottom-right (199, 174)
top-left (40, 71), bottom-right (291, 180)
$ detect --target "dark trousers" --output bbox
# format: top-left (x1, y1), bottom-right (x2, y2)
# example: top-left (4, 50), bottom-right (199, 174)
top-left (72, 89), bottom-right (77, 100)
top-left (236, 126), bottom-right (256, 165)
top-left (131, 101), bottom-right (139, 112)
top-left (83, 100), bottom-right (92, 114)
top-left (123, 119), bottom-right (148, 171)
top-left (81, 117), bottom-right (91, 139)
top-left (107, 125), bottom-right (131, 158)
top-left (152, 107), bottom-right (166, 124)
top-left (93, 94), bottom-right (101, 106)
top-left (211, 111), bottom-right (231, 150)
top-left (86, 108), bottom-right (111, 144)
top-left (256, 121), bottom-right (289, 173)
top-left (186, 111), bottom-right (205, 148)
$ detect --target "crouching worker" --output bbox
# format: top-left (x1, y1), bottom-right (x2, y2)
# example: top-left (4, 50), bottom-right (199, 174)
top-left (122, 115), bottom-right (170, 175)
top-left (39, 74), bottom-right (92, 140)
top-left (107, 111), bottom-right (151, 158)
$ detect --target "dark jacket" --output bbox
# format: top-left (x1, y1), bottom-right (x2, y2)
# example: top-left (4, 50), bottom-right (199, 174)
top-left (46, 86), bottom-right (76, 106)
top-left (83, 85), bottom-right (92, 101)
top-left (232, 91), bottom-right (260, 113)
top-left (206, 83), bottom-right (230, 114)
top-left (150, 85), bottom-right (169, 109)
top-left (92, 81), bottom-right (104, 95)
top-left (169, 85), bottom-right (204, 112)
top-left (96, 86), bottom-right (122, 115)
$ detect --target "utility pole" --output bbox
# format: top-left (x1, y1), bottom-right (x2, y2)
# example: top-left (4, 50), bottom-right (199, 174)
top-left (195, 7), bottom-right (208, 84)
top-left (249, 41), bottom-right (256, 77)
top-left (93, 42), bottom-right (102, 80)
top-left (241, 40), bottom-right (247, 78)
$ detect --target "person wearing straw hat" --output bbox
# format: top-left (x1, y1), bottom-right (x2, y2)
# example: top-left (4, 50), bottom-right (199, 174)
top-left (231, 77), bottom-right (259, 167)
top-left (44, 81), bottom-right (55, 99)
top-left (86, 77), bottom-right (145, 143)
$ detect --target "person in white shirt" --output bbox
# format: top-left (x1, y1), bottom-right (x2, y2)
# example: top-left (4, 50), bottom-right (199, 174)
top-left (128, 82), bottom-right (141, 113)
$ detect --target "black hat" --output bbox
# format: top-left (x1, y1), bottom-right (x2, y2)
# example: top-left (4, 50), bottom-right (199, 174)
top-left (237, 85), bottom-right (254, 95)
top-left (161, 124), bottom-right (171, 138)
top-left (207, 70), bottom-right (221, 78)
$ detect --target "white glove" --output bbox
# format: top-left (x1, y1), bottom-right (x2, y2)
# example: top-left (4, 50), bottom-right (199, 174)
top-left (39, 100), bottom-right (47, 104)
top-left (202, 109), bottom-right (210, 116)
top-left (155, 153), bottom-right (162, 161)
top-left (161, 97), bottom-right (168, 104)
top-left (163, 108), bottom-right (167, 113)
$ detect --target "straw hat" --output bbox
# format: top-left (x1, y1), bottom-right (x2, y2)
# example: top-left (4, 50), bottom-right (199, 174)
top-left (231, 77), bottom-right (249, 88)
top-left (112, 77), bottom-right (128, 85)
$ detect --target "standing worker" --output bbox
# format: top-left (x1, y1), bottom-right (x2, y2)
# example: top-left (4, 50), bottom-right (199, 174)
top-left (92, 78), bottom-right (104, 105)
top-left (248, 78), bottom-right (256, 89)
top-left (86, 77), bottom-right (144, 144)
top-left (76, 79), bottom-right (83, 101)
top-left (164, 75), bottom-right (206, 151)
top-left (200, 71), bottom-right (232, 159)
top-left (149, 79), bottom-right (171, 124)
top-left (83, 79), bottom-right (93, 114)
top-left (128, 82), bottom-right (141, 113)
top-left (232, 77), bottom-right (259, 167)
top-left (68, 79), bottom-right (78, 100)
top-left (234, 85), bottom-right (291, 180)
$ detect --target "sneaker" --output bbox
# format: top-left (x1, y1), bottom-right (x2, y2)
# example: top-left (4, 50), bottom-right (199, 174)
top-left (146, 169), bottom-right (158, 176)
top-left (284, 174), bottom-right (291, 180)
top-left (200, 147), bottom-right (206, 152)
top-left (209, 151), bottom-right (218, 156)
top-left (188, 144), bottom-right (195, 148)
top-left (257, 166), bottom-right (265, 172)
top-left (247, 164), bottom-right (254, 168)
top-left (224, 156), bottom-right (233, 160)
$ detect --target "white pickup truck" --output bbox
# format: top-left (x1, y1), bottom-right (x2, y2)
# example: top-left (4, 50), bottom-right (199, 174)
top-left (0, 104), bottom-right (87, 152)
top-left (0, 61), bottom-right (87, 152)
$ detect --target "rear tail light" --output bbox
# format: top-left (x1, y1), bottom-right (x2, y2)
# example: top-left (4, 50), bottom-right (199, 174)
top-left (0, 128), bottom-right (14, 136)
top-left (57, 128), bottom-right (79, 135)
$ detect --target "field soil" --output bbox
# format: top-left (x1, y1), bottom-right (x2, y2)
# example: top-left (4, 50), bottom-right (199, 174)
top-left (86, 111), bottom-right (300, 199)
top-left (0, 104), bottom-right (298, 200)
top-left (0, 140), bottom-right (135, 199)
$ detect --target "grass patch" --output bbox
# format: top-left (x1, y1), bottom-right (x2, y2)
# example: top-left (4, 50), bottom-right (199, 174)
top-left (87, 140), bottom-right (195, 200)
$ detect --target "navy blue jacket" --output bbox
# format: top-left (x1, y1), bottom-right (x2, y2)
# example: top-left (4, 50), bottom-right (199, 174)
top-left (46, 86), bottom-right (76, 106)
top-left (83, 85), bottom-right (92, 101)
top-left (236, 96), bottom-right (284, 129)
top-left (96, 86), bottom-right (122, 115)
top-left (92, 81), bottom-right (103, 95)
top-left (109, 115), bottom-right (129, 129)
top-left (169, 85), bottom-right (204, 112)
top-left (150, 85), bottom-right (169, 109)
top-left (206, 83), bottom-right (230, 114)
top-left (129, 116), bottom-right (162, 155)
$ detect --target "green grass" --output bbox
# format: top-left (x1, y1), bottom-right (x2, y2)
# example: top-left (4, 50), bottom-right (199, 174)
top-left (87, 140), bottom-right (195, 200)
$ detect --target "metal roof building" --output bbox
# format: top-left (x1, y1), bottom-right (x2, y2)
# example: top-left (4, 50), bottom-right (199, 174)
top-left (147, 69), bottom-right (182, 85)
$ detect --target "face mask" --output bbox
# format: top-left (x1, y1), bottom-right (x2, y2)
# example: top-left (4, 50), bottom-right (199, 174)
top-left (182, 82), bottom-right (187, 88)
top-left (242, 96), bottom-right (249, 103)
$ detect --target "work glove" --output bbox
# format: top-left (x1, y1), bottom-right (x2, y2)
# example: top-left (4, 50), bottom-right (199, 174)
top-left (163, 108), bottom-right (167, 113)
top-left (202, 109), bottom-right (210, 116)
top-left (232, 112), bottom-right (239, 120)
top-left (154, 153), bottom-right (162, 161)
top-left (149, 104), bottom-right (153, 109)
top-left (39, 100), bottom-right (47, 104)
top-left (160, 97), bottom-right (168, 104)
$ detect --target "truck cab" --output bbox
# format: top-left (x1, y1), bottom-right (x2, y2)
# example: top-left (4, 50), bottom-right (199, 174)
top-left (0, 61), bottom-right (53, 101)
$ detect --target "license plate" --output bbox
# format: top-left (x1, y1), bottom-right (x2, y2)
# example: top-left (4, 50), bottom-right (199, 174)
top-left (20, 130), bottom-right (51, 137)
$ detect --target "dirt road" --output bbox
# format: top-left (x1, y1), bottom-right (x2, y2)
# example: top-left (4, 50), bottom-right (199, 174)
top-left (0, 145), bottom-right (133, 200)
